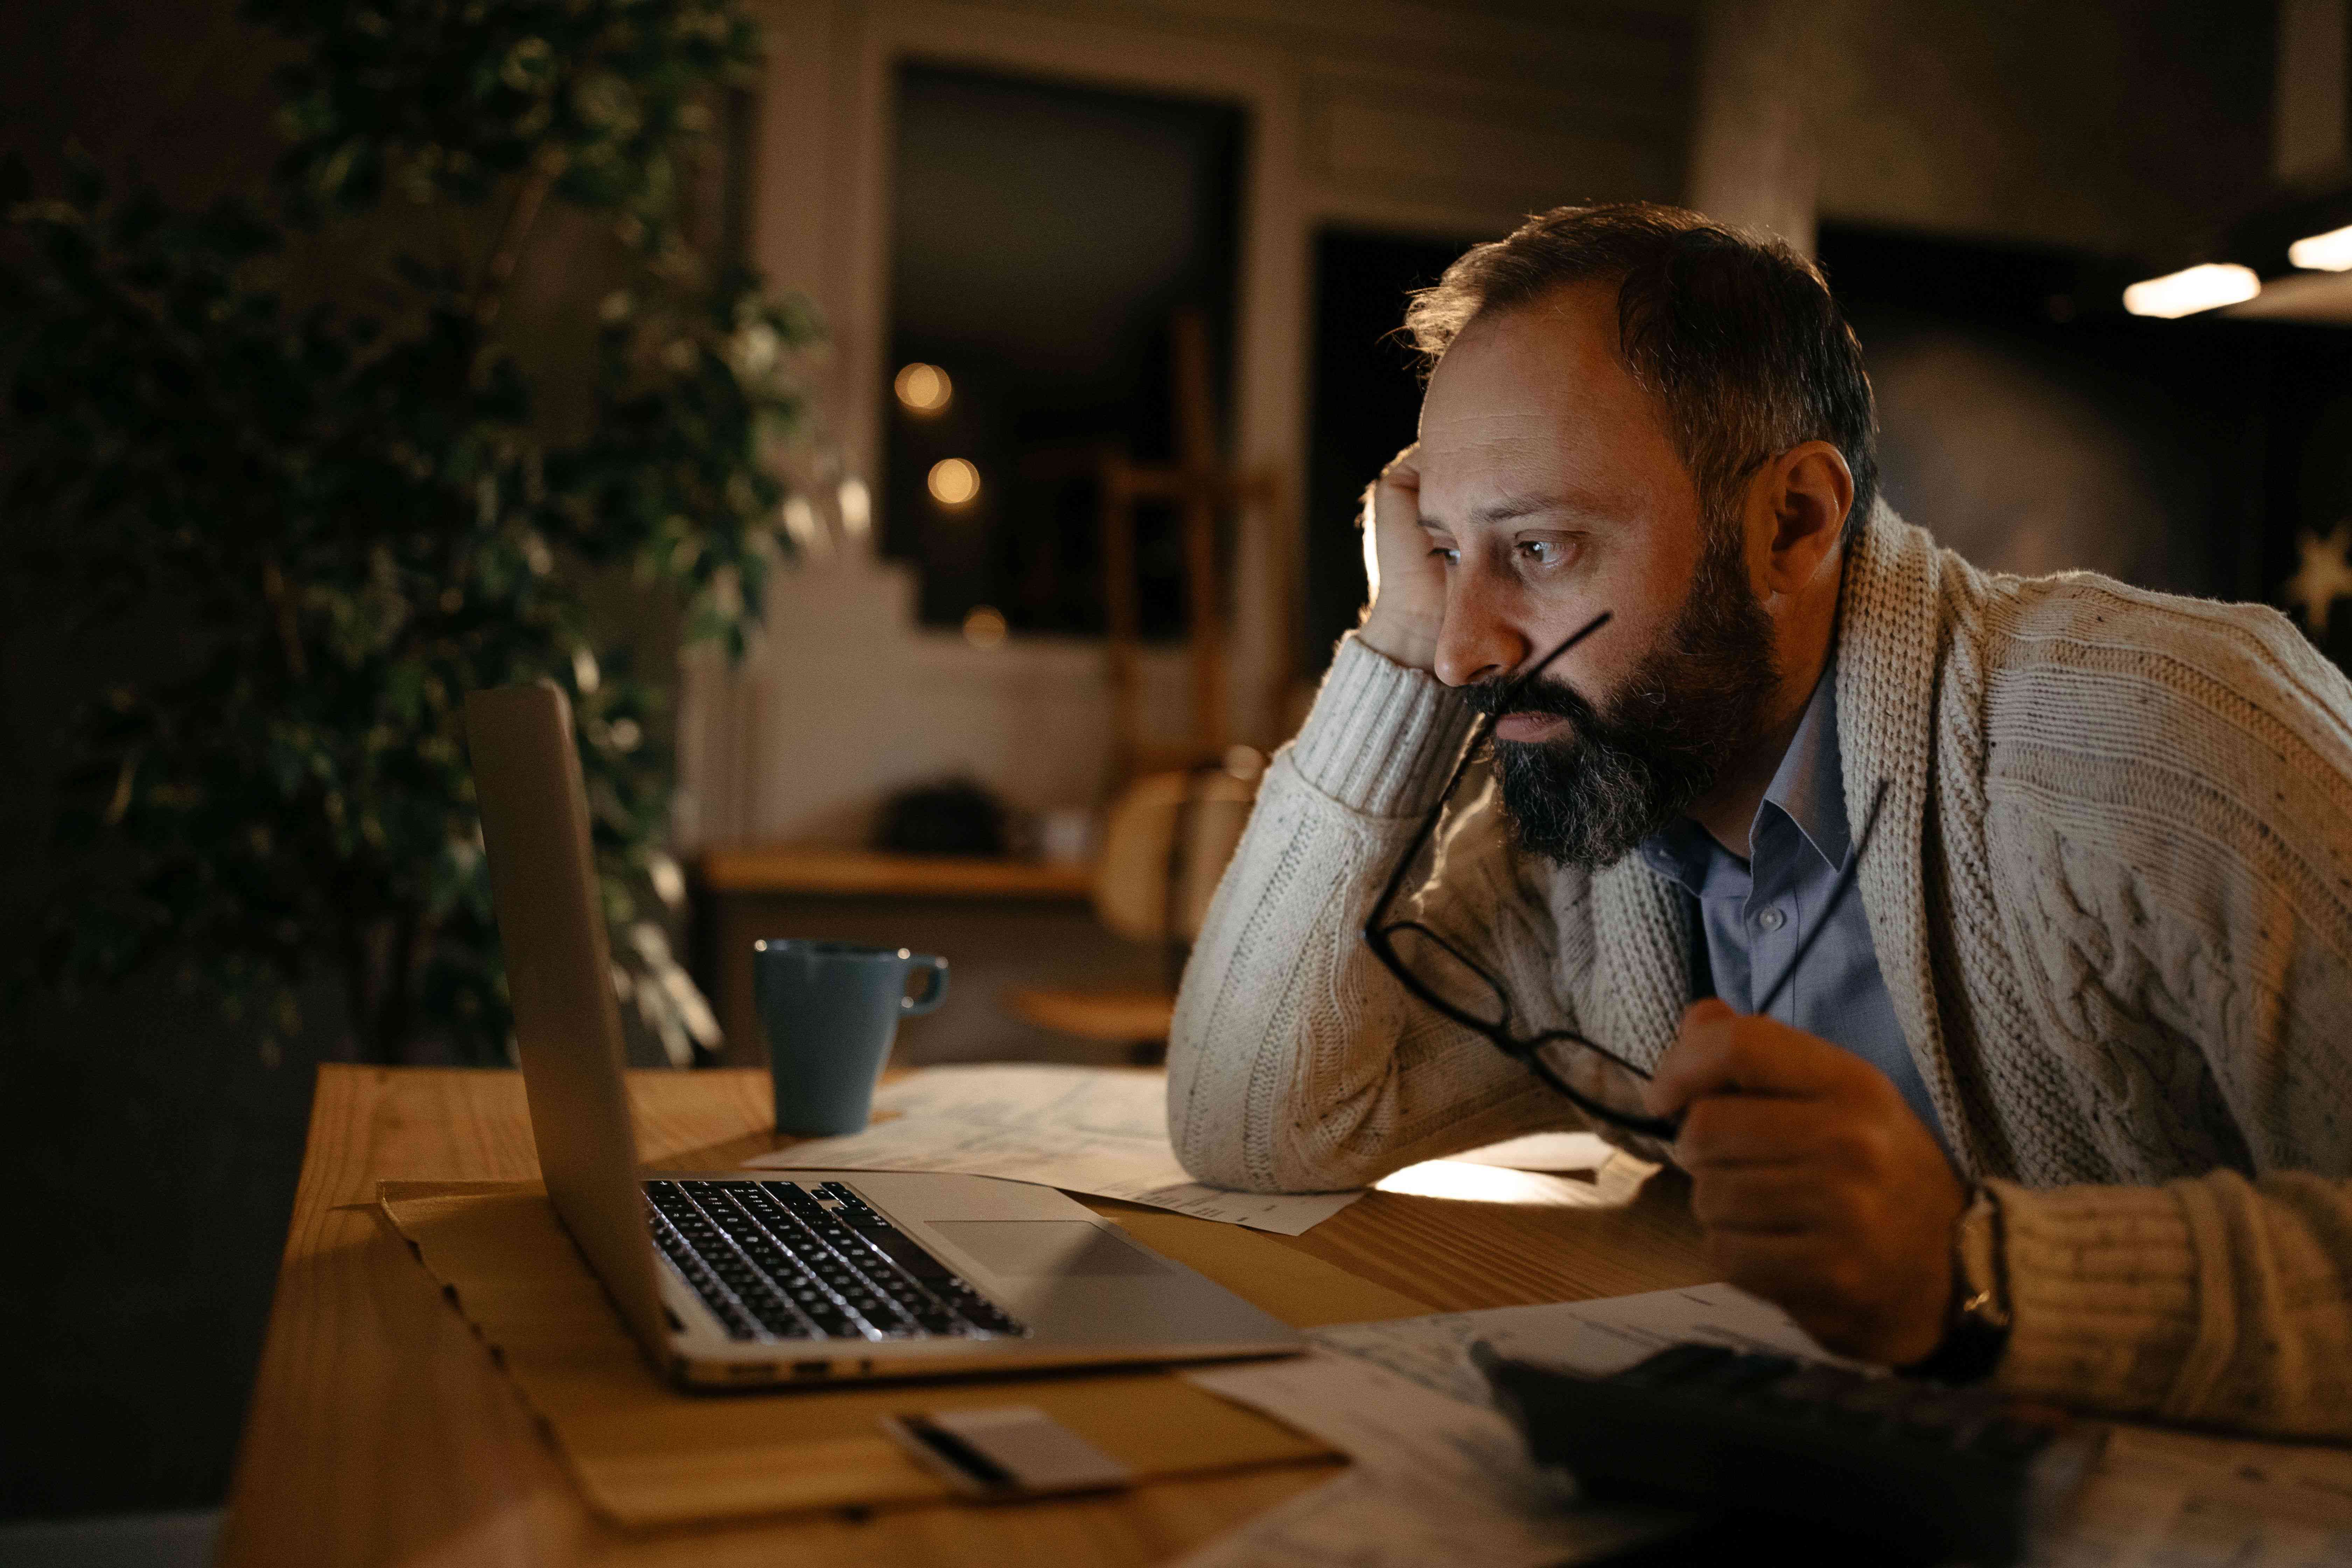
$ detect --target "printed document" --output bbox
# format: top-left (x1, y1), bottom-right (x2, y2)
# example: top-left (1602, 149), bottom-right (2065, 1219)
top-left (1182, 1281), bottom-right (2352, 1568)
top-left (744, 1064), bottom-right (1363, 1234)
top-left (1178, 1351), bottom-right (1679, 1568)
top-left (1175, 1283), bottom-right (1828, 1568)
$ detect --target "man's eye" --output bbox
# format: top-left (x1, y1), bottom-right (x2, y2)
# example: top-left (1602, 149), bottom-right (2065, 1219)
top-left (1429, 545), bottom-right (1460, 565)
top-left (1518, 539), bottom-right (1568, 567)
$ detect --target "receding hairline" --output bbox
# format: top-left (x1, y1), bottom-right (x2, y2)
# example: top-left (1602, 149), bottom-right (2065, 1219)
top-left (1417, 277), bottom-right (1696, 473)
top-left (1416, 272), bottom-right (1630, 374)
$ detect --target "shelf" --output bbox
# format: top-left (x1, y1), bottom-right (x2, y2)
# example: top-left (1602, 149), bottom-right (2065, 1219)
top-left (697, 845), bottom-right (1095, 900)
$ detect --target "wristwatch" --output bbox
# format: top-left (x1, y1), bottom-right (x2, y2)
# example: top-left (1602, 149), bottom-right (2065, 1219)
top-left (1902, 1185), bottom-right (2011, 1384)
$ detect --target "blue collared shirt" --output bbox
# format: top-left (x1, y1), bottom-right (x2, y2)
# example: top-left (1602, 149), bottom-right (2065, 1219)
top-left (1634, 659), bottom-right (1945, 1142)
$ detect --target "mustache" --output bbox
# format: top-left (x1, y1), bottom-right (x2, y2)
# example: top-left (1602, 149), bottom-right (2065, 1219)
top-left (1461, 671), bottom-right (1597, 724)
top-left (1459, 610), bottom-right (1612, 727)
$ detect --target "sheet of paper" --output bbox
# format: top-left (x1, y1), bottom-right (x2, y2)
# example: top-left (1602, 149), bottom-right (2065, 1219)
top-left (1191, 1281), bottom-right (2352, 1568)
top-left (1309, 1280), bottom-right (1846, 1406)
top-left (2035, 1425), bottom-right (2352, 1567)
top-left (1174, 1285), bottom-right (1814, 1568)
top-left (743, 1064), bottom-right (1363, 1235)
top-left (1177, 1351), bottom-right (1680, 1568)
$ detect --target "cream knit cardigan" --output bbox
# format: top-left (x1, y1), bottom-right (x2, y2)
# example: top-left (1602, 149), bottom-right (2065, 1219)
top-left (1168, 502), bottom-right (2352, 1440)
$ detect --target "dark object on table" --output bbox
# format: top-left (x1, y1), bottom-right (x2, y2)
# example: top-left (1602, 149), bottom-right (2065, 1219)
top-left (875, 779), bottom-right (1010, 858)
top-left (1473, 1340), bottom-right (2105, 1568)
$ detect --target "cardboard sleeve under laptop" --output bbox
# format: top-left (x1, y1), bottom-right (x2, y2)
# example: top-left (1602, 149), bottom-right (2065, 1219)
top-left (461, 680), bottom-right (1306, 1391)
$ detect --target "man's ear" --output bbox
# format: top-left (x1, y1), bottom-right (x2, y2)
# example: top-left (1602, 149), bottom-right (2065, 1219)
top-left (1757, 441), bottom-right (1853, 595)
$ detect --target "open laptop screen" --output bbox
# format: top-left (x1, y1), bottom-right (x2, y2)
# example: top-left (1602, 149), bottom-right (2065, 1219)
top-left (464, 681), bottom-right (667, 1355)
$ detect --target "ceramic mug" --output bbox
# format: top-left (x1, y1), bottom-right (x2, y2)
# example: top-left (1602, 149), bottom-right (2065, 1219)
top-left (751, 939), bottom-right (949, 1135)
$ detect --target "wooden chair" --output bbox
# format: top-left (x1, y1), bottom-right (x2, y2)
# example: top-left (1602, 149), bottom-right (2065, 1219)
top-left (1004, 308), bottom-right (1282, 1060)
top-left (1097, 308), bottom-right (1288, 788)
top-left (1003, 760), bottom-right (1258, 1062)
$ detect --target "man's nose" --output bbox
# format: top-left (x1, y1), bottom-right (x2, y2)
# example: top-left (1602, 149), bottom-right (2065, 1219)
top-left (1432, 577), bottom-right (1530, 688)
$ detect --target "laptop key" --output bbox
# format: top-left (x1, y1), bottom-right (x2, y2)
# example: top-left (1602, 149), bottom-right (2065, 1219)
top-left (776, 1182), bottom-right (1030, 1339)
top-left (651, 1179), bottom-right (1029, 1343)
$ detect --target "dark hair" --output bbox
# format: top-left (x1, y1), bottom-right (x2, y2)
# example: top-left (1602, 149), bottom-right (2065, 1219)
top-left (1405, 203), bottom-right (1878, 543)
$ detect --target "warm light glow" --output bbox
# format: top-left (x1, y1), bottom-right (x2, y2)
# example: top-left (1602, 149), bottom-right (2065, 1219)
top-left (2289, 224), bottom-right (2352, 272)
top-left (838, 476), bottom-right (871, 538)
top-left (894, 362), bottom-right (952, 413)
top-left (2121, 263), bottom-right (2260, 318)
top-left (780, 493), bottom-right (828, 556)
top-left (1374, 1159), bottom-right (1587, 1204)
top-left (962, 604), bottom-right (1008, 649)
top-left (928, 457), bottom-right (980, 506)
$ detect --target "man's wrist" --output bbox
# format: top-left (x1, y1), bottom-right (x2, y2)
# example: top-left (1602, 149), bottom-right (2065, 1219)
top-left (1289, 636), bottom-right (1478, 818)
top-left (1901, 1184), bottom-right (2012, 1384)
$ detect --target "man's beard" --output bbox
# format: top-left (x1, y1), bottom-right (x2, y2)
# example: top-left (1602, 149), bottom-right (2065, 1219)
top-left (1465, 519), bottom-right (1780, 870)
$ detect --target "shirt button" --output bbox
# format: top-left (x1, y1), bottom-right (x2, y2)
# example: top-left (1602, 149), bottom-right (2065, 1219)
top-left (1755, 907), bottom-right (1787, 932)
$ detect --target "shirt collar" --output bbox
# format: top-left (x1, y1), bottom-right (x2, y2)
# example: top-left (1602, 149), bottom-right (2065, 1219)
top-left (1763, 653), bottom-right (1850, 874)
top-left (1636, 649), bottom-right (1848, 886)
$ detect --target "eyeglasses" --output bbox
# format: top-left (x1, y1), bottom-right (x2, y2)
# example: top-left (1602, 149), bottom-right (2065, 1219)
top-left (1360, 610), bottom-right (1889, 1141)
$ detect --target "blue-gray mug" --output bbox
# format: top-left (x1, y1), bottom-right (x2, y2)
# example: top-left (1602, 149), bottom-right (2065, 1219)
top-left (752, 939), bottom-right (949, 1135)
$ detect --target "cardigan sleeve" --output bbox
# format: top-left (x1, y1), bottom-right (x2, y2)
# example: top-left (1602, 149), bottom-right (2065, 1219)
top-left (1989, 805), bottom-right (2352, 1438)
top-left (1165, 636), bottom-right (1628, 1193)
top-left (1991, 1172), bottom-right (2352, 1440)
top-left (1983, 593), bottom-right (2352, 1440)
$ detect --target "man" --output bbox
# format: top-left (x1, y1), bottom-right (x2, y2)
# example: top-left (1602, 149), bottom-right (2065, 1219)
top-left (1168, 203), bottom-right (2352, 1437)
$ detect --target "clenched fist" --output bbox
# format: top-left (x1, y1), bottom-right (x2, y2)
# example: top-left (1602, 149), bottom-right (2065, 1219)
top-left (1644, 999), bottom-right (1967, 1366)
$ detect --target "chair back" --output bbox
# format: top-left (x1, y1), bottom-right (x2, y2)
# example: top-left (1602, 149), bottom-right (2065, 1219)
top-left (1092, 767), bottom-right (1258, 944)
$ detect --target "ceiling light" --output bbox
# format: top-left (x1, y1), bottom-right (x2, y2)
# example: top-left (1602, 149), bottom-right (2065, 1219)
top-left (894, 362), bottom-right (952, 413)
top-left (927, 457), bottom-right (980, 506)
top-left (2121, 263), bottom-right (2261, 318)
top-left (2289, 224), bottom-right (2352, 272)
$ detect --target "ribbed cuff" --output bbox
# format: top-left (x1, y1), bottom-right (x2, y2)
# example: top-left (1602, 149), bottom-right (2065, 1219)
top-left (1988, 1178), bottom-right (2200, 1419)
top-left (1286, 635), bottom-right (1479, 818)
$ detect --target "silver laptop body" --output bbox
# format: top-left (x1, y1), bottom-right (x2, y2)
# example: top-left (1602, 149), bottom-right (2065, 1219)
top-left (463, 680), bottom-right (1303, 1388)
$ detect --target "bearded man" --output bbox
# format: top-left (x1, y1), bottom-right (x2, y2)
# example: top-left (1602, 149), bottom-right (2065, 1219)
top-left (1167, 203), bottom-right (2352, 1437)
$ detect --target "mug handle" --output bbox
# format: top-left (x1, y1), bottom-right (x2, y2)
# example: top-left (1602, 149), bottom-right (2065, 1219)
top-left (901, 953), bottom-right (950, 1016)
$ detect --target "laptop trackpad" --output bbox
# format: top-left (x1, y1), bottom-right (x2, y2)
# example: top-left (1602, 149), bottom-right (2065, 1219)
top-left (930, 1222), bottom-right (1168, 1277)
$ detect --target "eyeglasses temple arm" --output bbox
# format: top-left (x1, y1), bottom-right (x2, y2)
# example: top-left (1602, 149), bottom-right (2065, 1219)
top-left (1363, 608), bottom-right (1613, 940)
top-left (1503, 610), bottom-right (1611, 699)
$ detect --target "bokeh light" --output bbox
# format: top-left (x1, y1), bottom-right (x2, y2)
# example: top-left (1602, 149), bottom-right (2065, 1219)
top-left (928, 457), bottom-right (980, 506)
top-left (962, 605), bottom-right (1008, 649)
top-left (894, 362), bottom-right (952, 413)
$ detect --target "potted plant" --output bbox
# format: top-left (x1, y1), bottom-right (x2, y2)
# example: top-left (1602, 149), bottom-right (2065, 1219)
top-left (2, 0), bottom-right (817, 1063)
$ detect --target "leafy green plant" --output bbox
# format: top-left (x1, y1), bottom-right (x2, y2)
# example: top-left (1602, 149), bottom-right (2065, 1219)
top-left (2, 0), bottom-right (817, 1063)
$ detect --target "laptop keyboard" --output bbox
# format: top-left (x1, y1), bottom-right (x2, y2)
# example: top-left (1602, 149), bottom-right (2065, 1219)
top-left (644, 1178), bottom-right (1029, 1343)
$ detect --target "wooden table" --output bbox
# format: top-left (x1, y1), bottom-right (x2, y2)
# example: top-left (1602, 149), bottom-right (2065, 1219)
top-left (216, 1065), bottom-right (1710, 1567)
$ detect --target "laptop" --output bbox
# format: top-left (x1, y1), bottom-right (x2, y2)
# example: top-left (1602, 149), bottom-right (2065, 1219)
top-left (463, 680), bottom-right (1303, 1389)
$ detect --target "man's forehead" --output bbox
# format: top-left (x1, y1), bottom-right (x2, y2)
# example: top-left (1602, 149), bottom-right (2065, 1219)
top-left (1414, 289), bottom-right (1675, 518)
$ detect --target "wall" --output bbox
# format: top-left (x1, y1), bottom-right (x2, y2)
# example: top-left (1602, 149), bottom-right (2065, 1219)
top-left (1690, 1), bottom-right (2285, 610)
top-left (1691, 0), bottom-right (2274, 261)
top-left (685, 0), bottom-right (1698, 847)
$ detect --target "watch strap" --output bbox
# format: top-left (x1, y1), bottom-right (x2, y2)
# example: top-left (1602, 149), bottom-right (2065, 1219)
top-left (1900, 1185), bottom-right (2011, 1385)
